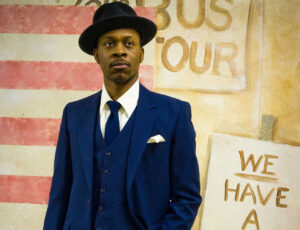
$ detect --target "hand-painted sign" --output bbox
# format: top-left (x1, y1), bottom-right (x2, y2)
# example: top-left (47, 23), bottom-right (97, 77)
top-left (153, 0), bottom-right (251, 92)
top-left (201, 133), bottom-right (300, 230)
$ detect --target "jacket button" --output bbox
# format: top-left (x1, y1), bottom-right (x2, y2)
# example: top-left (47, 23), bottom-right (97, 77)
top-left (100, 188), bottom-right (106, 193)
top-left (99, 206), bottom-right (104, 211)
top-left (88, 200), bottom-right (91, 206)
top-left (105, 152), bottom-right (112, 156)
top-left (103, 169), bottom-right (109, 174)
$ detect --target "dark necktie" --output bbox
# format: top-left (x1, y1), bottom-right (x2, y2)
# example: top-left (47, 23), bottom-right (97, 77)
top-left (105, 101), bottom-right (121, 145)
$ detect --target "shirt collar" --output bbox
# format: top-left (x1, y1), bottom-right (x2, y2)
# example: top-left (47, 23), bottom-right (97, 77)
top-left (100, 80), bottom-right (140, 116)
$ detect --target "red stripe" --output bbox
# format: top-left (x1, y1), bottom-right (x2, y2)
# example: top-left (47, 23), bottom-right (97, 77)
top-left (0, 5), bottom-right (156, 34)
top-left (139, 64), bottom-right (153, 90)
top-left (135, 6), bottom-right (156, 23)
top-left (0, 175), bottom-right (51, 204)
top-left (0, 61), bottom-right (153, 90)
top-left (0, 117), bottom-right (60, 146)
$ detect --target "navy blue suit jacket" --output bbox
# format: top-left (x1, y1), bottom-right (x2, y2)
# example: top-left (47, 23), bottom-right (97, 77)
top-left (43, 83), bottom-right (201, 230)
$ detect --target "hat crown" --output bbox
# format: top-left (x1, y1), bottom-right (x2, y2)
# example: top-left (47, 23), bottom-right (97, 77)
top-left (93, 2), bottom-right (137, 24)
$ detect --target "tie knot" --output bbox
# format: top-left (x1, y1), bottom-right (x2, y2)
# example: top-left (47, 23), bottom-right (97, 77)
top-left (107, 101), bottom-right (121, 113)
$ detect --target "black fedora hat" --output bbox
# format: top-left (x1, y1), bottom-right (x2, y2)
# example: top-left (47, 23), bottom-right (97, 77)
top-left (79, 2), bottom-right (157, 55)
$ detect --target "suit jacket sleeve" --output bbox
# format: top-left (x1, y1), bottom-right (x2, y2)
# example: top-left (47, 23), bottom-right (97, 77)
top-left (43, 104), bottom-right (73, 230)
top-left (160, 102), bottom-right (202, 230)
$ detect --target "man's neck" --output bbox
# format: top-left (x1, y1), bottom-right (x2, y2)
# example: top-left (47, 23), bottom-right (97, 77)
top-left (104, 77), bottom-right (138, 101)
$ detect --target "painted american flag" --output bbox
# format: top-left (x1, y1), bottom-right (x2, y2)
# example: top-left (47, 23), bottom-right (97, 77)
top-left (0, 1), bottom-right (155, 229)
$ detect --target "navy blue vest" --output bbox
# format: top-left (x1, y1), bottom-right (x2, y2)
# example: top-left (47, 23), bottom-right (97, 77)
top-left (92, 107), bottom-right (137, 230)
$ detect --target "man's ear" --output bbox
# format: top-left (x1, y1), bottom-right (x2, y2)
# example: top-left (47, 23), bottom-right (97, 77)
top-left (140, 47), bottom-right (144, 63)
top-left (93, 49), bottom-right (100, 64)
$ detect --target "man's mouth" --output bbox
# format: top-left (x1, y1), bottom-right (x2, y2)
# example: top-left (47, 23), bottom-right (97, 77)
top-left (110, 60), bottom-right (130, 69)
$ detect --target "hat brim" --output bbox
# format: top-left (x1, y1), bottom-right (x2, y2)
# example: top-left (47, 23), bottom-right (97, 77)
top-left (79, 16), bottom-right (157, 55)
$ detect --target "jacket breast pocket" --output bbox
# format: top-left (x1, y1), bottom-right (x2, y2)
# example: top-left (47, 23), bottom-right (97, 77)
top-left (145, 141), bottom-right (168, 154)
top-left (143, 141), bottom-right (170, 168)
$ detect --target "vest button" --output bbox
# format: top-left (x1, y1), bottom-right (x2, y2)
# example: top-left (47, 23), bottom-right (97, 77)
top-left (100, 187), bottom-right (106, 193)
top-left (103, 169), bottom-right (109, 174)
top-left (87, 200), bottom-right (91, 206)
top-left (99, 206), bottom-right (104, 211)
top-left (105, 152), bottom-right (112, 156)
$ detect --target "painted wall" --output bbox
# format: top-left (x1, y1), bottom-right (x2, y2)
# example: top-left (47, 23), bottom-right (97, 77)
top-left (0, 0), bottom-right (299, 229)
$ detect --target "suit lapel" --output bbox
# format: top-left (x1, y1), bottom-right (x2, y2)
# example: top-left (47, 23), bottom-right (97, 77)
top-left (126, 84), bottom-right (157, 194)
top-left (77, 91), bottom-right (101, 193)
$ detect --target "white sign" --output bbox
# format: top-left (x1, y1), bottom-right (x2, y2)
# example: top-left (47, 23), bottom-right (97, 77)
top-left (154, 0), bottom-right (251, 92)
top-left (201, 133), bottom-right (300, 230)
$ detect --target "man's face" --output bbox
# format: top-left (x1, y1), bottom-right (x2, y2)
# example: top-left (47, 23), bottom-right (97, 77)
top-left (93, 28), bottom-right (144, 86)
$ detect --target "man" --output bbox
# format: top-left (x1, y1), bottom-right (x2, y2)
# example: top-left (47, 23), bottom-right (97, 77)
top-left (43, 2), bottom-right (201, 230)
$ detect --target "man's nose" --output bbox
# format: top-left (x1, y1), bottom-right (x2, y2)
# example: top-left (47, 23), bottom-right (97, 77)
top-left (113, 43), bottom-right (127, 57)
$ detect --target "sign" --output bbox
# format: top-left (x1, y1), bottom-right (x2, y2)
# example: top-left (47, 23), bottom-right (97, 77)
top-left (201, 133), bottom-right (300, 230)
top-left (154, 0), bottom-right (251, 92)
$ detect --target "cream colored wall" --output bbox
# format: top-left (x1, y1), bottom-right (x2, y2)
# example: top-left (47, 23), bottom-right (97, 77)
top-left (261, 0), bottom-right (300, 146)
top-left (154, 0), bottom-right (300, 229)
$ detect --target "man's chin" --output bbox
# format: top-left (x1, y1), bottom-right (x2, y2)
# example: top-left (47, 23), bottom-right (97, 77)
top-left (108, 72), bottom-right (137, 84)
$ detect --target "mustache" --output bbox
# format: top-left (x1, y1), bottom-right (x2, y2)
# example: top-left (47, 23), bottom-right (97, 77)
top-left (110, 59), bottom-right (130, 67)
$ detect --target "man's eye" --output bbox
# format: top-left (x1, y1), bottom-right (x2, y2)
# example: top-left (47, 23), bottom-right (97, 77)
top-left (126, 41), bottom-right (134, 47)
top-left (104, 41), bottom-right (113, 47)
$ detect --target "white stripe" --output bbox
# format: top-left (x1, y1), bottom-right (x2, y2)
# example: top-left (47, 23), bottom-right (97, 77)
top-left (0, 203), bottom-right (47, 230)
top-left (0, 33), bottom-right (155, 65)
top-left (0, 33), bottom-right (94, 63)
top-left (0, 89), bottom-right (96, 118)
top-left (0, 145), bottom-right (55, 176)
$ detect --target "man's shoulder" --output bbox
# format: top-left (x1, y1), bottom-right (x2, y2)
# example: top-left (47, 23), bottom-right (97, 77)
top-left (145, 89), bottom-right (193, 131)
top-left (65, 91), bottom-right (101, 112)
top-left (147, 88), bottom-right (190, 110)
top-left (142, 87), bottom-right (191, 122)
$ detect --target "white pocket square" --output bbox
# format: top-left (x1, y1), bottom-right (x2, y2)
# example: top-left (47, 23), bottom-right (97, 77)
top-left (147, 134), bottom-right (165, 144)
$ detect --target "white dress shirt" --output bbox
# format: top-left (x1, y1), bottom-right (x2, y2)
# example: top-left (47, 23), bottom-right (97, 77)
top-left (99, 80), bottom-right (140, 138)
